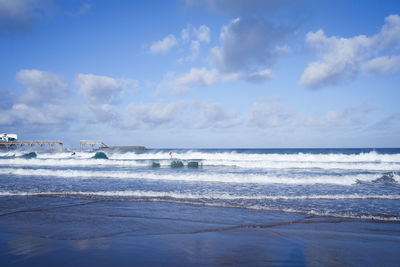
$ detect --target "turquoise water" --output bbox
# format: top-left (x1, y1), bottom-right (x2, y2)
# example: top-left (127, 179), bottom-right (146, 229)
top-left (0, 148), bottom-right (399, 221)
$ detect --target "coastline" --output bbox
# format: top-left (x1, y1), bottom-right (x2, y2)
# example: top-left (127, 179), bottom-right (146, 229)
top-left (1, 196), bottom-right (399, 266)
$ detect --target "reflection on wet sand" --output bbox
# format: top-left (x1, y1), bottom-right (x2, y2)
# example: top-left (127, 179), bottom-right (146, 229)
top-left (70, 239), bottom-right (110, 251)
top-left (8, 235), bottom-right (54, 257)
top-left (0, 198), bottom-right (399, 266)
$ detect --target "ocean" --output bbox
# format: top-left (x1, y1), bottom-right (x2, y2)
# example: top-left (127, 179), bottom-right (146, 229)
top-left (1, 148), bottom-right (399, 222)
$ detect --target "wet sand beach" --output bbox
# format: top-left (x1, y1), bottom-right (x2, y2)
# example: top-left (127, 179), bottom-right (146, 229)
top-left (0, 196), bottom-right (399, 267)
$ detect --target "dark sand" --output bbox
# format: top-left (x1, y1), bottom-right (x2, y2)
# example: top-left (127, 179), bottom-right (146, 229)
top-left (0, 196), bottom-right (399, 266)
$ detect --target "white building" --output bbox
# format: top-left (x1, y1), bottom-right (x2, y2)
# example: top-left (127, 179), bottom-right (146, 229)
top-left (0, 133), bottom-right (18, 142)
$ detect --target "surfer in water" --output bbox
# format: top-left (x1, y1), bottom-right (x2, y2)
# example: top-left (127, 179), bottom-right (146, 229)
top-left (169, 150), bottom-right (173, 158)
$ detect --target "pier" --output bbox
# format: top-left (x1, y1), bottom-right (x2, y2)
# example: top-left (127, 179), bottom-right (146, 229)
top-left (0, 141), bottom-right (63, 151)
top-left (80, 141), bottom-right (146, 152)
top-left (80, 141), bottom-right (108, 152)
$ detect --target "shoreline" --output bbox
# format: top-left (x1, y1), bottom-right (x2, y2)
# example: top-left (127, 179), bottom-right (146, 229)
top-left (0, 196), bottom-right (399, 266)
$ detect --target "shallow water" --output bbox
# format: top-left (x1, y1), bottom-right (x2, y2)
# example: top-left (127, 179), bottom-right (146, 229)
top-left (0, 148), bottom-right (399, 221)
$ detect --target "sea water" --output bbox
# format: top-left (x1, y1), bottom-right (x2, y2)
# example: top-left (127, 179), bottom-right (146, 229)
top-left (0, 148), bottom-right (399, 221)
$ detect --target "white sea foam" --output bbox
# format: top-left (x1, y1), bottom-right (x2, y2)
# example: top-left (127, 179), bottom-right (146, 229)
top-left (0, 154), bottom-right (399, 171)
top-left (2, 150), bottom-right (400, 162)
top-left (0, 167), bottom-right (397, 185)
top-left (107, 151), bottom-right (400, 163)
top-left (1, 190), bottom-right (399, 221)
top-left (1, 190), bottom-right (399, 200)
top-left (247, 206), bottom-right (400, 222)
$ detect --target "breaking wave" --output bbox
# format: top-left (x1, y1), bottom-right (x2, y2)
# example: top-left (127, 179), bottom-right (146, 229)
top-left (1, 167), bottom-right (399, 185)
top-left (0, 150), bottom-right (399, 171)
top-left (1, 149), bottom-right (399, 222)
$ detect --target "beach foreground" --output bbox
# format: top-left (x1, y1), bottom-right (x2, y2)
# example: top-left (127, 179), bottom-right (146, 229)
top-left (0, 196), bottom-right (399, 267)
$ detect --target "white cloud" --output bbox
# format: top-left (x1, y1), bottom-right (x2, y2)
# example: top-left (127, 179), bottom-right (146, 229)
top-left (76, 73), bottom-right (138, 125)
top-left (181, 26), bottom-right (190, 42)
top-left (88, 104), bottom-right (120, 124)
top-left (188, 40), bottom-right (200, 60)
top-left (157, 67), bottom-right (239, 95)
top-left (0, 0), bottom-right (52, 33)
top-left (0, 87), bottom-right (14, 109)
top-left (193, 102), bottom-right (240, 128)
top-left (179, 40), bottom-right (201, 62)
top-left (302, 106), bottom-right (371, 127)
top-left (362, 55), bottom-right (400, 74)
top-left (300, 14), bottom-right (400, 88)
top-left (149, 34), bottom-right (178, 54)
top-left (195, 25), bottom-right (211, 43)
top-left (210, 17), bottom-right (291, 74)
top-left (125, 102), bottom-right (188, 128)
top-left (151, 24), bottom-right (210, 62)
top-left (16, 69), bottom-right (68, 105)
top-left (76, 73), bottom-right (123, 104)
top-left (0, 69), bottom-right (75, 127)
top-left (1, 103), bottom-right (72, 125)
top-left (181, 24), bottom-right (211, 44)
top-left (123, 101), bottom-right (240, 129)
top-left (178, 25), bottom-right (210, 62)
top-left (158, 66), bottom-right (273, 94)
top-left (377, 14), bottom-right (400, 50)
top-left (245, 68), bottom-right (272, 83)
top-left (247, 102), bottom-right (294, 128)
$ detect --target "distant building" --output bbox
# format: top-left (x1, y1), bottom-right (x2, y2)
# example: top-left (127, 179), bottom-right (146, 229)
top-left (0, 133), bottom-right (18, 142)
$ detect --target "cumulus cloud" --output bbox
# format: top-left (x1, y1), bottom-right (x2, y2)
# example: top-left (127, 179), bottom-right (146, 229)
top-left (188, 40), bottom-right (201, 60)
top-left (7, 103), bottom-right (71, 124)
top-left (0, 87), bottom-right (15, 109)
top-left (179, 24), bottom-right (211, 62)
top-left (196, 25), bottom-right (211, 43)
top-left (0, 0), bottom-right (53, 33)
top-left (362, 55), bottom-right (400, 74)
top-left (149, 24), bottom-right (211, 63)
top-left (158, 65), bottom-right (273, 95)
top-left (149, 34), bottom-right (178, 54)
top-left (76, 73), bottom-right (135, 104)
top-left (245, 68), bottom-right (273, 83)
top-left (0, 69), bottom-right (73, 127)
top-left (76, 73), bottom-right (138, 124)
top-left (157, 67), bottom-right (239, 95)
top-left (179, 40), bottom-right (202, 63)
top-left (247, 102), bottom-right (294, 128)
top-left (181, 24), bottom-right (211, 44)
top-left (87, 104), bottom-right (120, 124)
top-left (169, 17), bottom-right (286, 92)
top-left (370, 113), bottom-right (400, 133)
top-left (125, 102), bottom-right (188, 128)
top-left (377, 14), bottom-right (400, 50)
top-left (193, 102), bottom-right (240, 128)
top-left (300, 14), bottom-right (400, 88)
top-left (123, 101), bottom-right (240, 129)
top-left (302, 106), bottom-right (372, 127)
top-left (16, 69), bottom-right (68, 105)
top-left (210, 17), bottom-right (291, 74)
top-left (246, 101), bottom-right (375, 129)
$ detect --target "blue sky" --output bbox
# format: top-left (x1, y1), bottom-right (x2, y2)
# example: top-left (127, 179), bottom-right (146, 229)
top-left (0, 0), bottom-right (399, 148)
